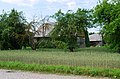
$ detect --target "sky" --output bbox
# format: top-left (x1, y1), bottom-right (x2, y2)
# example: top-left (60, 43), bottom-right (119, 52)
top-left (0, 0), bottom-right (100, 33)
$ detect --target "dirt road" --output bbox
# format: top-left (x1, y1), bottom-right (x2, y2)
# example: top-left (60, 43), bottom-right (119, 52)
top-left (0, 69), bottom-right (110, 79)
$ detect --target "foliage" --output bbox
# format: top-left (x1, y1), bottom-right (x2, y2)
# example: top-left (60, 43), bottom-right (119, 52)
top-left (51, 9), bottom-right (91, 51)
top-left (0, 61), bottom-right (120, 78)
top-left (75, 9), bottom-right (92, 47)
top-left (25, 16), bottom-right (52, 50)
top-left (37, 39), bottom-right (68, 49)
top-left (37, 38), bottom-right (55, 48)
top-left (84, 29), bottom-right (90, 47)
top-left (0, 9), bottom-right (26, 50)
top-left (51, 10), bottom-right (77, 52)
top-left (93, 0), bottom-right (120, 53)
top-left (52, 40), bottom-right (68, 49)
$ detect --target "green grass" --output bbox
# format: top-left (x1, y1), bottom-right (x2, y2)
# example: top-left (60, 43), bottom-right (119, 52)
top-left (0, 47), bottom-right (120, 78)
top-left (0, 47), bottom-right (119, 69)
top-left (0, 61), bottom-right (120, 78)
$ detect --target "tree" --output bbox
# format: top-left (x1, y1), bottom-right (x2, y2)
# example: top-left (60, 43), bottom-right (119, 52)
top-left (25, 16), bottom-right (52, 50)
top-left (93, 0), bottom-right (120, 53)
top-left (51, 10), bottom-right (76, 52)
top-left (51, 9), bottom-right (91, 52)
top-left (75, 9), bottom-right (92, 47)
top-left (0, 9), bottom-right (26, 50)
top-left (25, 19), bottom-right (38, 50)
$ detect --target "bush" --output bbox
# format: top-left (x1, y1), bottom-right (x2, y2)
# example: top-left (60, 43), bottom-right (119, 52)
top-left (53, 40), bottom-right (68, 49)
top-left (37, 39), bottom-right (68, 49)
top-left (37, 39), bottom-right (55, 48)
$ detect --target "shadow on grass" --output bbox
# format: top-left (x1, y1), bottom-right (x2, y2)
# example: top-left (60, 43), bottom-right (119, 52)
top-left (22, 47), bottom-right (117, 54)
top-left (77, 47), bottom-right (115, 53)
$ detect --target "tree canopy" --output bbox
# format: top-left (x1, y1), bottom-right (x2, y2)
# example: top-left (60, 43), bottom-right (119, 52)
top-left (0, 9), bottom-right (26, 50)
top-left (93, 0), bottom-right (120, 53)
top-left (51, 9), bottom-right (92, 51)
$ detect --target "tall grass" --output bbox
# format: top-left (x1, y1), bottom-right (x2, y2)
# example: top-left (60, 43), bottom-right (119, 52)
top-left (0, 47), bottom-right (120, 69)
top-left (0, 61), bottom-right (120, 78)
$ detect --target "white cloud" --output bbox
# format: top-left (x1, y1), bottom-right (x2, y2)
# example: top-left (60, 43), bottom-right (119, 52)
top-left (67, 1), bottom-right (77, 10)
top-left (1, 0), bottom-right (39, 6)
top-left (46, 0), bottom-right (77, 10)
top-left (46, 0), bottom-right (68, 3)
top-left (78, 0), bottom-right (98, 9)
top-left (46, 0), bottom-right (57, 3)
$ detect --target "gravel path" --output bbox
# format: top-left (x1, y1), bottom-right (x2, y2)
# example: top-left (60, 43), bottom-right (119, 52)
top-left (0, 69), bottom-right (110, 79)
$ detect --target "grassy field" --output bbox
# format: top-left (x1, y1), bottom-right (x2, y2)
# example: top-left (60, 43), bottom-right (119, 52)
top-left (0, 61), bottom-right (120, 78)
top-left (0, 47), bottom-right (120, 69)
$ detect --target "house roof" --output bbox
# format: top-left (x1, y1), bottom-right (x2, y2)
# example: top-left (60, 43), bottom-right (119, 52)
top-left (89, 34), bottom-right (102, 41)
top-left (34, 22), bottom-right (54, 38)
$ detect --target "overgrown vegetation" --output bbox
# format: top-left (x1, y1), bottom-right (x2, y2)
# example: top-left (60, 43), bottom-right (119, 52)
top-left (0, 0), bottom-right (120, 78)
top-left (51, 9), bottom-right (92, 52)
top-left (37, 39), bottom-right (67, 49)
top-left (0, 61), bottom-right (120, 78)
top-left (93, 0), bottom-right (120, 53)
top-left (0, 0), bottom-right (120, 53)
top-left (0, 9), bottom-right (27, 50)
top-left (0, 47), bottom-right (119, 69)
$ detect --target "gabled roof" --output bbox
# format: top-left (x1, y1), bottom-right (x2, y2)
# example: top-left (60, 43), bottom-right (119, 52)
top-left (34, 22), bottom-right (54, 37)
top-left (89, 34), bottom-right (102, 41)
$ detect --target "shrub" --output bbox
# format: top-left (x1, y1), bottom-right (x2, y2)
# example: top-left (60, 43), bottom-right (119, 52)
top-left (37, 39), bottom-right (55, 48)
top-left (53, 40), bottom-right (68, 49)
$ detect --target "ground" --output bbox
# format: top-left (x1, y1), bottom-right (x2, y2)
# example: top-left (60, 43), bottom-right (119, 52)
top-left (0, 69), bottom-right (110, 79)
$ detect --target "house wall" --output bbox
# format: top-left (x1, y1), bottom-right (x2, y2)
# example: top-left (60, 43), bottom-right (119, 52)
top-left (77, 37), bottom-right (85, 48)
top-left (90, 41), bottom-right (102, 47)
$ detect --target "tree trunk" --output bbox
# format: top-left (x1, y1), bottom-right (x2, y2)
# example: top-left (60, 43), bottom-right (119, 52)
top-left (69, 47), bottom-right (74, 52)
top-left (31, 43), bottom-right (36, 50)
top-left (28, 33), bottom-right (37, 50)
top-left (118, 46), bottom-right (120, 54)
